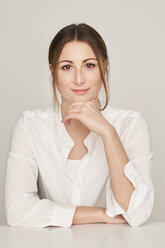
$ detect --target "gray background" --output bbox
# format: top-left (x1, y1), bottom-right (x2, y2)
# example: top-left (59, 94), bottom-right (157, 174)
top-left (0, 0), bottom-right (164, 224)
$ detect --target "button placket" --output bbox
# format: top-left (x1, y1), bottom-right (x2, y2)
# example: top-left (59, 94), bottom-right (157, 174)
top-left (72, 183), bottom-right (82, 205)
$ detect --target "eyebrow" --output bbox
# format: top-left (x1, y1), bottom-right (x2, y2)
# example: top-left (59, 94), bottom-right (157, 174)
top-left (57, 58), bottom-right (97, 64)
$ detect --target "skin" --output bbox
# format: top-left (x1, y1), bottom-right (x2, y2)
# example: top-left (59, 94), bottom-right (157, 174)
top-left (49, 40), bottom-right (107, 130)
top-left (49, 41), bottom-right (129, 225)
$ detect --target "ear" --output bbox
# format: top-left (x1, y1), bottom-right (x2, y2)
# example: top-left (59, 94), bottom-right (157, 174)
top-left (49, 64), bottom-right (53, 74)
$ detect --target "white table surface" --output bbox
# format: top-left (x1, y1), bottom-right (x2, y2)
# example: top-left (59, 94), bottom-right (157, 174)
top-left (0, 222), bottom-right (164, 248)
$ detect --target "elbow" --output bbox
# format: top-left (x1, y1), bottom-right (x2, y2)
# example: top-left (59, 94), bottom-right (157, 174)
top-left (6, 214), bottom-right (19, 227)
top-left (6, 217), bottom-right (17, 227)
top-left (6, 208), bottom-right (22, 227)
top-left (6, 207), bottom-right (16, 227)
top-left (124, 199), bottom-right (154, 228)
top-left (126, 218), bottom-right (146, 228)
top-left (5, 199), bottom-right (26, 227)
top-left (126, 215), bottom-right (150, 228)
top-left (5, 192), bottom-right (40, 227)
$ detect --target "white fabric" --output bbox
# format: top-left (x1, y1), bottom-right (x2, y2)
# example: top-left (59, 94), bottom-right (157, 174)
top-left (67, 159), bottom-right (84, 180)
top-left (5, 103), bottom-right (154, 228)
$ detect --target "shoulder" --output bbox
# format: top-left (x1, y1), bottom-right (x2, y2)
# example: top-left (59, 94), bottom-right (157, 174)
top-left (13, 106), bottom-right (56, 130)
top-left (103, 104), bottom-right (150, 134)
top-left (104, 103), bottom-right (141, 122)
top-left (21, 106), bottom-right (55, 119)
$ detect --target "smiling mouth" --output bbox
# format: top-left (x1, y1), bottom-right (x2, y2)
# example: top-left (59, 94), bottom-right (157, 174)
top-left (71, 88), bottom-right (90, 95)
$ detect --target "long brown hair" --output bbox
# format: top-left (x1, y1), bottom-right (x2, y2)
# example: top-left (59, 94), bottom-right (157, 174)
top-left (48, 23), bottom-right (110, 112)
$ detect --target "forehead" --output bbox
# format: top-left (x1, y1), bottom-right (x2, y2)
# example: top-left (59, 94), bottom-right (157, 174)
top-left (59, 41), bottom-right (96, 60)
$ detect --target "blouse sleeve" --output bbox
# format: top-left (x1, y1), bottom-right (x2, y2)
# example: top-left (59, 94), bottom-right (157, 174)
top-left (105, 113), bottom-right (154, 227)
top-left (5, 114), bottom-right (77, 228)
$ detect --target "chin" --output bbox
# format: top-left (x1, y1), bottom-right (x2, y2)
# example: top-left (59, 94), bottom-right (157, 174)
top-left (74, 96), bottom-right (93, 102)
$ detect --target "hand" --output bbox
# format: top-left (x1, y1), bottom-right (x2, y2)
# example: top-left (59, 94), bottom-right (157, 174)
top-left (62, 99), bottom-right (114, 137)
top-left (101, 208), bottom-right (127, 224)
top-left (104, 214), bottom-right (127, 224)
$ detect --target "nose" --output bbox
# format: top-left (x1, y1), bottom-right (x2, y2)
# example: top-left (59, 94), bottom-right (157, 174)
top-left (73, 68), bottom-right (85, 86)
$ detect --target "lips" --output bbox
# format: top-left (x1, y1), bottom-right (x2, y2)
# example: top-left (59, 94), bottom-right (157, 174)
top-left (71, 88), bottom-right (90, 95)
top-left (72, 88), bottom-right (89, 91)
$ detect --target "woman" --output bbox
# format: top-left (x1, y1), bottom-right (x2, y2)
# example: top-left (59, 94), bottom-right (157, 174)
top-left (5, 23), bottom-right (154, 228)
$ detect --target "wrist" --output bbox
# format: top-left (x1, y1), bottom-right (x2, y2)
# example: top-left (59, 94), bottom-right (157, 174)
top-left (99, 207), bottom-right (107, 222)
top-left (92, 207), bottom-right (106, 223)
top-left (102, 124), bottom-right (116, 141)
top-left (72, 206), bottom-right (107, 225)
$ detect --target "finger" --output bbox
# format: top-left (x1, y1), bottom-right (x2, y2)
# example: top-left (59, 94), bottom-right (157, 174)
top-left (63, 102), bottom-right (84, 117)
top-left (63, 105), bottom-right (83, 122)
top-left (67, 100), bottom-right (92, 112)
top-left (62, 112), bottom-right (82, 125)
top-left (68, 101), bottom-right (87, 109)
top-left (66, 104), bottom-right (83, 114)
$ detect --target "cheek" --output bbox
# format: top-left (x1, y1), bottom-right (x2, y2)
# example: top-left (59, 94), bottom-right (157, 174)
top-left (89, 71), bottom-right (102, 86)
top-left (88, 68), bottom-right (101, 79)
top-left (56, 72), bottom-right (71, 89)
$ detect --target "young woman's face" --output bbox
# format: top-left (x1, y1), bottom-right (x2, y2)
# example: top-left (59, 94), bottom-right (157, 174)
top-left (56, 41), bottom-right (103, 104)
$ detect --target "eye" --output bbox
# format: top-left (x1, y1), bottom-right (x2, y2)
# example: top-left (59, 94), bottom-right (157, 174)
top-left (86, 63), bottom-right (95, 68)
top-left (61, 64), bottom-right (71, 70)
top-left (61, 63), bottom-right (96, 70)
top-left (61, 64), bottom-right (72, 70)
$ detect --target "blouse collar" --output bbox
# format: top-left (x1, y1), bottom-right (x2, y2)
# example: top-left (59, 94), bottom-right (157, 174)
top-left (52, 102), bottom-right (111, 183)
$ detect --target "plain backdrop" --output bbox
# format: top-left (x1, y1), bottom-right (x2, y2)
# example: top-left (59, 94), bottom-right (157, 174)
top-left (0, 0), bottom-right (164, 225)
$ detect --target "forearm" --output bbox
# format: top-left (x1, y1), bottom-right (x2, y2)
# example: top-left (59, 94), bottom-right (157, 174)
top-left (102, 126), bottom-right (135, 212)
top-left (72, 206), bottom-right (104, 225)
top-left (72, 206), bottom-right (127, 225)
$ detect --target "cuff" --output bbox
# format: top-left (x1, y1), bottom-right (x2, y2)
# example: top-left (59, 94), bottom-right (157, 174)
top-left (105, 160), bottom-right (150, 217)
top-left (51, 203), bottom-right (77, 228)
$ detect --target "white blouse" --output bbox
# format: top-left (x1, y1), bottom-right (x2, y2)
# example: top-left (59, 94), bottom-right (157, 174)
top-left (4, 103), bottom-right (154, 228)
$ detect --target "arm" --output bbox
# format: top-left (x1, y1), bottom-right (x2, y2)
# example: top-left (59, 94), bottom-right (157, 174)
top-left (5, 113), bottom-right (125, 228)
top-left (72, 206), bottom-right (127, 225)
top-left (5, 114), bottom-right (76, 228)
top-left (72, 206), bottom-right (104, 224)
top-left (102, 113), bottom-right (154, 227)
top-left (102, 126), bottom-right (135, 212)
